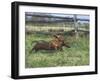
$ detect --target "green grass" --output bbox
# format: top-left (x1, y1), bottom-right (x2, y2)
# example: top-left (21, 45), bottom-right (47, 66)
top-left (25, 33), bottom-right (89, 68)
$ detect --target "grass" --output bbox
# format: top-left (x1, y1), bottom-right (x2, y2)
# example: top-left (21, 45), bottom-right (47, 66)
top-left (25, 33), bottom-right (89, 68)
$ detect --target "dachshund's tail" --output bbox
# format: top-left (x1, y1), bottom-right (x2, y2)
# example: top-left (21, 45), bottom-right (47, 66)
top-left (31, 41), bottom-right (38, 45)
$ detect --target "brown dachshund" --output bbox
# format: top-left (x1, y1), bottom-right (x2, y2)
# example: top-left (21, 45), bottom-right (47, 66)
top-left (30, 34), bottom-right (70, 52)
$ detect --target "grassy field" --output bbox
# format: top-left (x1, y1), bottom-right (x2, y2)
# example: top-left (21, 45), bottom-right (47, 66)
top-left (25, 33), bottom-right (89, 68)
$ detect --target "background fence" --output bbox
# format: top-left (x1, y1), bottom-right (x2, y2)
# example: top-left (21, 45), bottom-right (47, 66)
top-left (25, 12), bottom-right (89, 37)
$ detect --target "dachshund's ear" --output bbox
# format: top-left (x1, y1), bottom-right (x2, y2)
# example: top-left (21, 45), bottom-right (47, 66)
top-left (53, 34), bottom-right (58, 38)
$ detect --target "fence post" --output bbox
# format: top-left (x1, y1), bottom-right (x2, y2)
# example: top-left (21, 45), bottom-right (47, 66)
top-left (73, 14), bottom-right (79, 39)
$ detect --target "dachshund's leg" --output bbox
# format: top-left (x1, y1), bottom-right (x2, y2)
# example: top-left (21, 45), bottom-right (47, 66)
top-left (30, 47), bottom-right (37, 53)
top-left (58, 46), bottom-right (63, 51)
top-left (66, 45), bottom-right (70, 48)
top-left (60, 47), bottom-right (63, 51)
